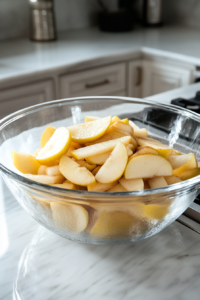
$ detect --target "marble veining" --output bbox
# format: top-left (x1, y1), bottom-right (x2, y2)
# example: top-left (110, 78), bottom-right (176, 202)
top-left (0, 175), bottom-right (200, 300)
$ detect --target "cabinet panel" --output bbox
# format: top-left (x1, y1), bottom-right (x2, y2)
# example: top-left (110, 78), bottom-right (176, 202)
top-left (60, 63), bottom-right (126, 98)
top-left (142, 61), bottom-right (195, 98)
top-left (128, 60), bottom-right (143, 98)
top-left (0, 80), bottom-right (54, 119)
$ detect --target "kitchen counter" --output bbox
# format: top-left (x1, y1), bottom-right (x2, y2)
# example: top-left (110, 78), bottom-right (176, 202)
top-left (1, 83), bottom-right (200, 299)
top-left (1, 26), bottom-right (200, 82)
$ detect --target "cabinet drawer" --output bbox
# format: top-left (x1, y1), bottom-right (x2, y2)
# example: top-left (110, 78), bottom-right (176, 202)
top-left (60, 63), bottom-right (126, 98)
top-left (0, 80), bottom-right (54, 119)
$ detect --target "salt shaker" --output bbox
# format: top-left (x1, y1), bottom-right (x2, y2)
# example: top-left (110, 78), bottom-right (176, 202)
top-left (29, 0), bottom-right (56, 41)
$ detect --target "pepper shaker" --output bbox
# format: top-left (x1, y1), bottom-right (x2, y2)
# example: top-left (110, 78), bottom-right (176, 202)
top-left (29, 0), bottom-right (56, 41)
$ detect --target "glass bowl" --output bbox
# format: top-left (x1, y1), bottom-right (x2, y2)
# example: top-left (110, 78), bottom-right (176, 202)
top-left (0, 96), bottom-right (200, 245)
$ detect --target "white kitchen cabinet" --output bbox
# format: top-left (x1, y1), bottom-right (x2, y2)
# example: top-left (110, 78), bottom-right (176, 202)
top-left (141, 60), bottom-right (195, 98)
top-left (0, 80), bottom-right (55, 119)
top-left (60, 63), bottom-right (126, 98)
top-left (128, 60), bottom-right (143, 98)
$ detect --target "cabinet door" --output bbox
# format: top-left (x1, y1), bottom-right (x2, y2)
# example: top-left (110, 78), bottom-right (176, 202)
top-left (60, 63), bottom-right (126, 98)
top-left (128, 60), bottom-right (143, 98)
top-left (0, 80), bottom-right (54, 119)
top-left (142, 61), bottom-right (195, 98)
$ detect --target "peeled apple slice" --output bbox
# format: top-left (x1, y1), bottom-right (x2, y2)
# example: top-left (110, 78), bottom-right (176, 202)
top-left (148, 177), bottom-right (168, 189)
top-left (95, 142), bottom-right (128, 184)
top-left (119, 178), bottom-right (144, 191)
top-left (12, 151), bottom-right (41, 174)
top-left (36, 127), bottom-right (71, 166)
top-left (50, 202), bottom-right (88, 232)
top-left (71, 136), bottom-right (131, 160)
top-left (125, 154), bottom-right (173, 179)
top-left (24, 174), bottom-right (64, 184)
top-left (40, 126), bottom-right (56, 148)
top-left (67, 116), bottom-right (111, 143)
top-left (59, 155), bottom-right (96, 186)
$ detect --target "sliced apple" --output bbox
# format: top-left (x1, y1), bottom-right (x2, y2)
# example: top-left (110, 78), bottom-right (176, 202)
top-left (90, 210), bottom-right (138, 238)
top-left (45, 165), bottom-right (61, 176)
top-left (40, 126), bottom-right (56, 148)
top-left (12, 151), bottom-right (41, 174)
top-left (88, 182), bottom-right (117, 192)
top-left (85, 131), bottom-right (124, 146)
top-left (59, 155), bottom-right (95, 186)
top-left (125, 154), bottom-right (173, 179)
top-left (129, 120), bottom-right (148, 138)
top-left (71, 136), bottom-right (131, 160)
top-left (24, 174), bottom-right (64, 184)
top-left (110, 122), bottom-right (133, 135)
top-left (198, 161), bottom-right (200, 168)
top-left (36, 127), bottom-right (71, 166)
top-left (53, 180), bottom-right (77, 190)
top-left (85, 116), bottom-right (100, 122)
top-left (65, 144), bottom-right (76, 157)
top-left (92, 166), bottom-right (101, 176)
top-left (95, 142), bottom-right (128, 184)
top-left (38, 165), bottom-right (47, 175)
top-left (176, 168), bottom-right (200, 181)
top-left (50, 202), bottom-right (88, 232)
top-left (136, 137), bottom-right (173, 159)
top-left (144, 204), bottom-right (169, 220)
top-left (67, 116), bottom-right (111, 143)
top-left (86, 145), bottom-right (132, 165)
top-left (76, 160), bottom-right (96, 171)
top-left (119, 177), bottom-right (144, 191)
top-left (148, 177), bottom-right (168, 189)
top-left (169, 153), bottom-right (197, 171)
top-left (165, 176), bottom-right (182, 185)
top-left (107, 183), bottom-right (127, 192)
top-left (130, 146), bottom-right (158, 159)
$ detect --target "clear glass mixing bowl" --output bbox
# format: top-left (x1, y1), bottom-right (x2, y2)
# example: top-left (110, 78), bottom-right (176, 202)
top-left (0, 97), bottom-right (200, 245)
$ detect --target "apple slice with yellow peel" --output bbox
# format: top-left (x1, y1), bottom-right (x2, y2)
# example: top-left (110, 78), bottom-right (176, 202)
top-left (67, 116), bottom-right (111, 143)
top-left (111, 116), bottom-right (129, 125)
top-left (136, 137), bottom-right (173, 159)
top-left (24, 174), bottom-right (64, 184)
top-left (175, 168), bottom-right (200, 181)
top-left (148, 177), bottom-right (168, 189)
top-left (144, 204), bottom-right (169, 220)
top-left (125, 154), bottom-right (173, 179)
top-left (12, 151), bottom-right (41, 174)
top-left (50, 202), bottom-right (88, 232)
top-left (107, 183), bottom-right (127, 192)
top-left (71, 136), bottom-right (131, 160)
top-left (85, 116), bottom-right (100, 122)
top-left (169, 153), bottom-right (197, 170)
top-left (40, 126), bottom-right (56, 148)
top-left (88, 181), bottom-right (117, 192)
top-left (85, 131), bottom-right (124, 146)
top-left (119, 177), bottom-right (144, 191)
top-left (59, 155), bottom-right (95, 186)
top-left (165, 176), bottom-right (182, 185)
top-left (95, 142), bottom-right (128, 184)
top-left (36, 127), bottom-right (71, 166)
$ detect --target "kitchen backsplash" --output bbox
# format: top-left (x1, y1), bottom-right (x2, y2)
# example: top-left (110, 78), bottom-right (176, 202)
top-left (0, 0), bottom-right (200, 41)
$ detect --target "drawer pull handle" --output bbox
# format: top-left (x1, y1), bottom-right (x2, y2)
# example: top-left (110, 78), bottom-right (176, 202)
top-left (135, 67), bottom-right (142, 86)
top-left (85, 79), bottom-right (110, 89)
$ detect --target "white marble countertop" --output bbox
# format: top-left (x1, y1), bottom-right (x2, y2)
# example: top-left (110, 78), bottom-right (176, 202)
top-left (1, 26), bottom-right (200, 82)
top-left (0, 174), bottom-right (200, 300)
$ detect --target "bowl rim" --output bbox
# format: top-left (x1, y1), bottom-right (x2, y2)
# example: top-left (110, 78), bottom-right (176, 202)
top-left (0, 95), bottom-right (200, 199)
